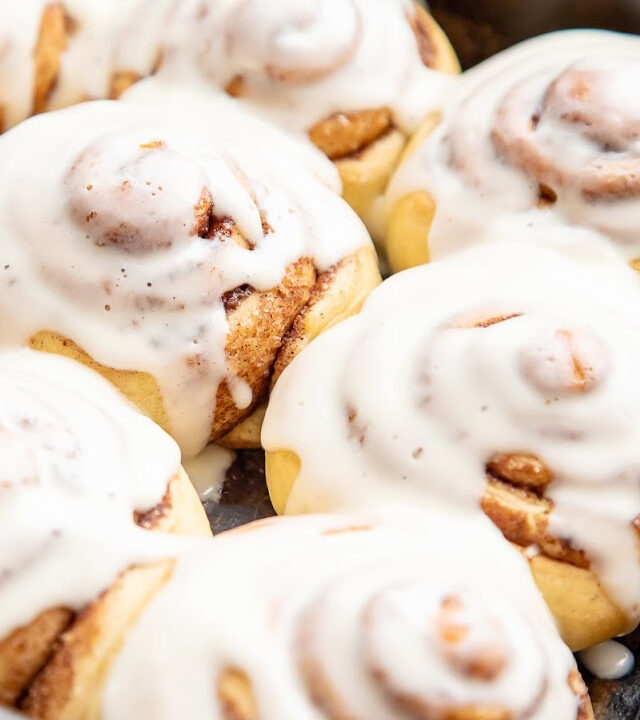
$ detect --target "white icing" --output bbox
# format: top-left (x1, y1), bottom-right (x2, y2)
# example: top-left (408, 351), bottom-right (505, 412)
top-left (183, 445), bottom-right (235, 501)
top-left (103, 511), bottom-right (582, 719)
top-left (387, 29), bottom-right (640, 263)
top-left (164, 0), bottom-right (454, 135)
top-left (122, 77), bottom-right (341, 193)
top-left (0, 0), bottom-right (454, 135)
top-left (262, 240), bottom-right (640, 626)
top-left (0, 98), bottom-right (370, 456)
top-left (579, 641), bottom-right (635, 680)
top-left (0, 347), bottom-right (180, 641)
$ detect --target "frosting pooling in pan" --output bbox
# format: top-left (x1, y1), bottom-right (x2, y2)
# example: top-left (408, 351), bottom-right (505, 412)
top-left (0, 97), bottom-right (369, 456)
top-left (0, 348), bottom-right (178, 642)
top-left (262, 240), bottom-right (640, 625)
top-left (103, 513), bottom-right (583, 720)
top-left (387, 30), bottom-right (640, 262)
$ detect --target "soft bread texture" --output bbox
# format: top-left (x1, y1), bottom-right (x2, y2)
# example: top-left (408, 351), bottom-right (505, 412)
top-left (0, 100), bottom-right (377, 456)
top-left (262, 241), bottom-right (640, 652)
top-left (29, 245), bottom-right (380, 449)
top-left (0, 468), bottom-right (209, 711)
top-left (385, 30), bottom-right (640, 272)
top-left (0, 1), bottom-right (458, 236)
top-left (0, 349), bottom-right (210, 710)
top-left (22, 514), bottom-right (593, 720)
top-left (265, 448), bottom-right (629, 651)
top-left (308, 3), bottom-right (459, 235)
top-left (22, 560), bottom-right (176, 720)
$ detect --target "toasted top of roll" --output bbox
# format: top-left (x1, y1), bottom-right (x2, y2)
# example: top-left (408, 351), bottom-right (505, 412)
top-left (387, 29), bottom-right (640, 263)
top-left (99, 512), bottom-right (587, 720)
top-left (263, 240), bottom-right (640, 628)
top-left (0, 0), bottom-right (454, 134)
top-left (0, 347), bottom-right (180, 644)
top-left (0, 97), bottom-right (370, 456)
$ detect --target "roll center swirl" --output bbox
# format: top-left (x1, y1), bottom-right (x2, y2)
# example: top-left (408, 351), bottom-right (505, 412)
top-left (225, 0), bottom-right (361, 83)
top-left (65, 131), bottom-right (212, 254)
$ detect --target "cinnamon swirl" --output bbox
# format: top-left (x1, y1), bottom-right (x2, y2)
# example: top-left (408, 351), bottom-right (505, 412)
top-left (263, 240), bottom-right (640, 650)
top-left (24, 513), bottom-right (592, 720)
top-left (185, 0), bottom-right (459, 235)
top-left (386, 30), bottom-right (640, 272)
top-left (0, 348), bottom-right (209, 710)
top-left (0, 98), bottom-right (379, 457)
top-left (0, 0), bottom-right (458, 236)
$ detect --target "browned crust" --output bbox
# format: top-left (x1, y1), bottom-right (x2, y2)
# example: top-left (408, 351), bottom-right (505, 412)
top-left (0, 470), bottom-right (207, 711)
top-left (32, 3), bottom-right (75, 115)
top-left (272, 247), bottom-right (380, 387)
top-left (212, 256), bottom-right (317, 440)
top-left (0, 608), bottom-right (73, 708)
top-left (308, 108), bottom-right (394, 161)
top-left (22, 559), bottom-right (175, 720)
top-left (482, 477), bottom-right (590, 569)
top-left (271, 262), bottom-right (341, 384)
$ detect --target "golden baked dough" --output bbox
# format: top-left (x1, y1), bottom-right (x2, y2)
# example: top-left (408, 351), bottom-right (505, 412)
top-left (0, 100), bottom-right (379, 455)
top-left (29, 244), bottom-right (379, 450)
top-left (20, 514), bottom-right (593, 719)
top-left (263, 242), bottom-right (640, 652)
top-left (0, 467), bottom-right (209, 710)
top-left (385, 31), bottom-right (640, 273)
top-left (307, 4), bottom-right (459, 235)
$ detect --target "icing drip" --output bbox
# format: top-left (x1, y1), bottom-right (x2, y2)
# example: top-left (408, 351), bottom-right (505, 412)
top-left (103, 512), bottom-right (583, 719)
top-left (0, 98), bottom-right (369, 456)
top-left (578, 641), bottom-right (635, 680)
top-left (262, 240), bottom-right (640, 626)
top-left (183, 445), bottom-right (235, 501)
top-left (387, 30), bottom-right (640, 262)
top-left (0, 0), bottom-right (454, 134)
top-left (0, 348), bottom-right (179, 641)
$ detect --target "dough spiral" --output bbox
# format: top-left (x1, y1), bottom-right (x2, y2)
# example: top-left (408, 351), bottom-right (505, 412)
top-left (0, 348), bottom-right (209, 710)
top-left (263, 240), bottom-right (640, 650)
top-left (386, 30), bottom-right (640, 271)
top-left (0, 98), bottom-right (377, 456)
top-left (25, 513), bottom-right (592, 720)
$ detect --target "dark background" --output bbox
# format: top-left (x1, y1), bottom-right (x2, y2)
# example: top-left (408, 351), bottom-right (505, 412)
top-left (429, 0), bottom-right (640, 67)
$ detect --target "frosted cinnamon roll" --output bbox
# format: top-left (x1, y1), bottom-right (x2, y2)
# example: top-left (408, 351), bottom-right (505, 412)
top-left (0, 348), bottom-right (209, 711)
top-left (175, 0), bottom-right (459, 235)
top-left (24, 512), bottom-right (592, 720)
top-left (0, 1), bottom-right (458, 237)
top-left (0, 0), bottom-right (176, 131)
top-left (385, 30), bottom-right (640, 272)
top-left (0, 99), bottom-right (378, 457)
top-left (263, 240), bottom-right (640, 651)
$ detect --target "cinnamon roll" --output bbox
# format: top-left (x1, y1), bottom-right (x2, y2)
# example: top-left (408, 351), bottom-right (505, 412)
top-left (0, 0), bottom-right (174, 131)
top-left (23, 512), bottom-right (592, 720)
top-left (385, 30), bottom-right (640, 272)
top-left (263, 240), bottom-right (640, 651)
top-left (0, 347), bottom-right (209, 710)
top-left (0, 0), bottom-right (458, 236)
top-left (181, 0), bottom-right (459, 235)
top-left (0, 98), bottom-right (378, 457)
